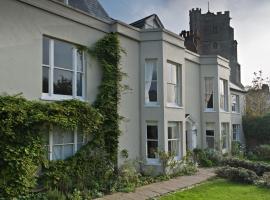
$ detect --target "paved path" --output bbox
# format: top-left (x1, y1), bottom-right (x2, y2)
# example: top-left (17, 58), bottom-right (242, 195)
top-left (96, 168), bottom-right (216, 200)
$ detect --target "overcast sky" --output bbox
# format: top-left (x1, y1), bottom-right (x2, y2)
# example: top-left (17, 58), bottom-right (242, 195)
top-left (99, 0), bottom-right (270, 86)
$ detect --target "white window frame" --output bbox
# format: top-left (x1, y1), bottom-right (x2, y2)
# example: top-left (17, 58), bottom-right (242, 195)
top-left (47, 127), bottom-right (85, 161)
top-left (145, 59), bottom-right (158, 106)
top-left (231, 94), bottom-right (240, 113)
top-left (42, 37), bottom-right (85, 101)
top-left (221, 123), bottom-right (229, 150)
top-left (167, 62), bottom-right (182, 107)
top-left (206, 123), bottom-right (215, 149)
top-left (220, 79), bottom-right (228, 111)
top-left (232, 124), bottom-right (241, 141)
top-left (146, 121), bottom-right (159, 165)
top-left (167, 122), bottom-right (181, 160)
top-left (204, 77), bottom-right (215, 111)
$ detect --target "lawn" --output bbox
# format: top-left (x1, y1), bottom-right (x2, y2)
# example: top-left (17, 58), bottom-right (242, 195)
top-left (159, 179), bottom-right (270, 200)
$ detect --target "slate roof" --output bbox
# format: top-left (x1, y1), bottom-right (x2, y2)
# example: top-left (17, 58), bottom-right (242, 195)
top-left (130, 14), bottom-right (164, 29)
top-left (68, 0), bottom-right (111, 21)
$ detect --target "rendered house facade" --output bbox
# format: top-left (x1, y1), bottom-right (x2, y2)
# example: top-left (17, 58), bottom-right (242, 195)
top-left (0, 0), bottom-right (245, 167)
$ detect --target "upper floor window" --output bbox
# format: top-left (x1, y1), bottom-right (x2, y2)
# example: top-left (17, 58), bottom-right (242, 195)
top-left (167, 62), bottom-right (182, 106)
top-left (231, 94), bottom-right (240, 113)
top-left (42, 37), bottom-right (84, 100)
top-left (145, 59), bottom-right (158, 105)
top-left (220, 79), bottom-right (228, 111)
top-left (205, 77), bottom-right (214, 111)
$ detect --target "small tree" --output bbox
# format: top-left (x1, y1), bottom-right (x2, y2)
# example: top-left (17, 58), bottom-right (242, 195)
top-left (246, 70), bottom-right (270, 116)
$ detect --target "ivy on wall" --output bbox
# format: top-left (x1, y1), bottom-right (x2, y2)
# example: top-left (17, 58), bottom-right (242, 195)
top-left (0, 33), bottom-right (123, 198)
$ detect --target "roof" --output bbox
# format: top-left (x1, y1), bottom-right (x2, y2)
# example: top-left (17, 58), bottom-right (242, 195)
top-left (68, 0), bottom-right (111, 21)
top-left (230, 82), bottom-right (246, 93)
top-left (130, 14), bottom-right (164, 29)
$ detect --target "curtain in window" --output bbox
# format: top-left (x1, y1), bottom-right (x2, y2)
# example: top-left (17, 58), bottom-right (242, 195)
top-left (145, 61), bottom-right (155, 103)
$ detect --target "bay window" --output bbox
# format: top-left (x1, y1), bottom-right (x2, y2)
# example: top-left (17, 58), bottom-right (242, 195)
top-left (168, 122), bottom-right (181, 158)
top-left (231, 94), bottom-right (240, 113)
top-left (220, 79), bottom-right (228, 111)
top-left (145, 59), bottom-right (158, 105)
top-left (167, 62), bottom-right (181, 106)
top-left (206, 123), bottom-right (215, 149)
top-left (205, 77), bottom-right (214, 110)
top-left (42, 37), bottom-right (84, 100)
top-left (146, 122), bottom-right (158, 160)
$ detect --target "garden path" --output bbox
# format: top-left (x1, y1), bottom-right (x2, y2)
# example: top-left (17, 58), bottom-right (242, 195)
top-left (96, 168), bottom-right (216, 200)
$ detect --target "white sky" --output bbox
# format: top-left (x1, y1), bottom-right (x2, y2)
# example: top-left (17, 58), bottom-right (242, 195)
top-left (99, 0), bottom-right (270, 86)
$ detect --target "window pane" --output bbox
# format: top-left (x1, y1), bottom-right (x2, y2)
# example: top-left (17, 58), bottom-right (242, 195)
top-left (63, 131), bottom-right (74, 143)
top-left (77, 73), bottom-right (83, 97)
top-left (42, 66), bottom-right (49, 93)
top-left (147, 141), bottom-right (158, 158)
top-left (152, 67), bottom-right (157, 81)
top-left (43, 37), bottom-right (49, 65)
top-left (206, 130), bottom-right (214, 137)
top-left (168, 125), bottom-right (179, 139)
top-left (52, 146), bottom-right (62, 160)
top-left (54, 40), bottom-right (73, 69)
top-left (149, 81), bottom-right (157, 102)
top-left (77, 50), bottom-right (83, 72)
top-left (206, 137), bottom-right (214, 149)
top-left (147, 125), bottom-right (158, 139)
top-left (53, 131), bottom-right (63, 144)
top-left (171, 65), bottom-right (177, 84)
top-left (63, 144), bottom-right (74, 159)
top-left (168, 140), bottom-right (179, 155)
top-left (167, 84), bottom-right (177, 103)
top-left (53, 69), bottom-right (73, 95)
top-left (77, 128), bottom-right (84, 143)
top-left (77, 143), bottom-right (83, 150)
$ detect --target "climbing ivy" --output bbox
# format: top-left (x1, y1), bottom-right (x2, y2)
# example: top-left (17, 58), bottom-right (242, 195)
top-left (0, 33), bottom-right (123, 198)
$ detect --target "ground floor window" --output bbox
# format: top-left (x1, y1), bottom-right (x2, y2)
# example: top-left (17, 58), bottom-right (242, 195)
top-left (146, 122), bottom-right (158, 159)
top-left (46, 127), bottom-right (85, 160)
top-left (168, 122), bottom-right (181, 158)
top-left (232, 124), bottom-right (241, 141)
top-left (206, 123), bottom-right (215, 149)
top-left (221, 123), bottom-right (229, 149)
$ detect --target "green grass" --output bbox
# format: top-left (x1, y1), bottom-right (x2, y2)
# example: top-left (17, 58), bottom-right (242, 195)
top-left (159, 179), bottom-right (270, 200)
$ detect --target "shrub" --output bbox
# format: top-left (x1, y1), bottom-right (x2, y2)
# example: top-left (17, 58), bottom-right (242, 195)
top-left (256, 172), bottom-right (270, 188)
top-left (222, 157), bottom-right (270, 176)
top-left (193, 148), bottom-right (223, 167)
top-left (254, 144), bottom-right (270, 160)
top-left (231, 141), bottom-right (245, 158)
top-left (216, 166), bottom-right (258, 184)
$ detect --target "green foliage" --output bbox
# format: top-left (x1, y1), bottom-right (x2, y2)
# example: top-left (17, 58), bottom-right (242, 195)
top-left (0, 33), bottom-right (123, 198)
top-left (256, 172), bottom-right (270, 188)
top-left (193, 148), bottom-right (223, 167)
top-left (254, 144), bottom-right (270, 160)
top-left (243, 114), bottom-right (270, 147)
top-left (222, 157), bottom-right (270, 176)
top-left (231, 141), bottom-right (245, 158)
top-left (216, 166), bottom-right (259, 184)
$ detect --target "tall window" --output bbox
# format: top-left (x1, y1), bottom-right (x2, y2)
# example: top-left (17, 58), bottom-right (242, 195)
top-left (168, 122), bottom-right (181, 158)
top-left (205, 77), bottom-right (214, 110)
top-left (167, 62), bottom-right (181, 106)
top-left (46, 127), bottom-right (85, 160)
top-left (220, 79), bottom-right (228, 111)
top-left (146, 122), bottom-right (158, 159)
top-left (232, 124), bottom-right (240, 141)
top-left (42, 37), bottom-right (84, 100)
top-left (231, 94), bottom-right (240, 113)
top-left (221, 123), bottom-right (229, 149)
top-left (206, 123), bottom-right (215, 149)
top-left (145, 60), bottom-right (157, 104)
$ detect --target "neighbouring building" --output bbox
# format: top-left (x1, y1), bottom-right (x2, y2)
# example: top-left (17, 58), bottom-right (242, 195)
top-left (0, 0), bottom-right (246, 170)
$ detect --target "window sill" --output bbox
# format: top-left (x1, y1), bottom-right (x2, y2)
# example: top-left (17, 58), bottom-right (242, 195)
top-left (204, 109), bottom-right (215, 113)
top-left (166, 103), bottom-right (183, 109)
top-left (220, 110), bottom-right (230, 114)
top-left (41, 94), bottom-right (85, 102)
top-left (231, 111), bottom-right (241, 115)
top-left (146, 159), bottom-right (161, 166)
top-left (144, 103), bottom-right (160, 108)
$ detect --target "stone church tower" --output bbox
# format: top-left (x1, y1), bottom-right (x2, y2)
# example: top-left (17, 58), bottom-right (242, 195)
top-left (182, 8), bottom-right (242, 87)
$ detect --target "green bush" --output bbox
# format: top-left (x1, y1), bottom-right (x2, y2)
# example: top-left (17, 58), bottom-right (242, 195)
top-left (193, 148), bottom-right (223, 167)
top-left (216, 166), bottom-right (258, 184)
top-left (254, 144), bottom-right (270, 160)
top-left (256, 172), bottom-right (270, 188)
top-left (231, 141), bottom-right (245, 158)
top-left (222, 157), bottom-right (270, 176)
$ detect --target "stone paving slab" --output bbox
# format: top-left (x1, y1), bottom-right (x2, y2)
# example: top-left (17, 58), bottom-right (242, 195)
top-left (96, 168), bottom-right (216, 200)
